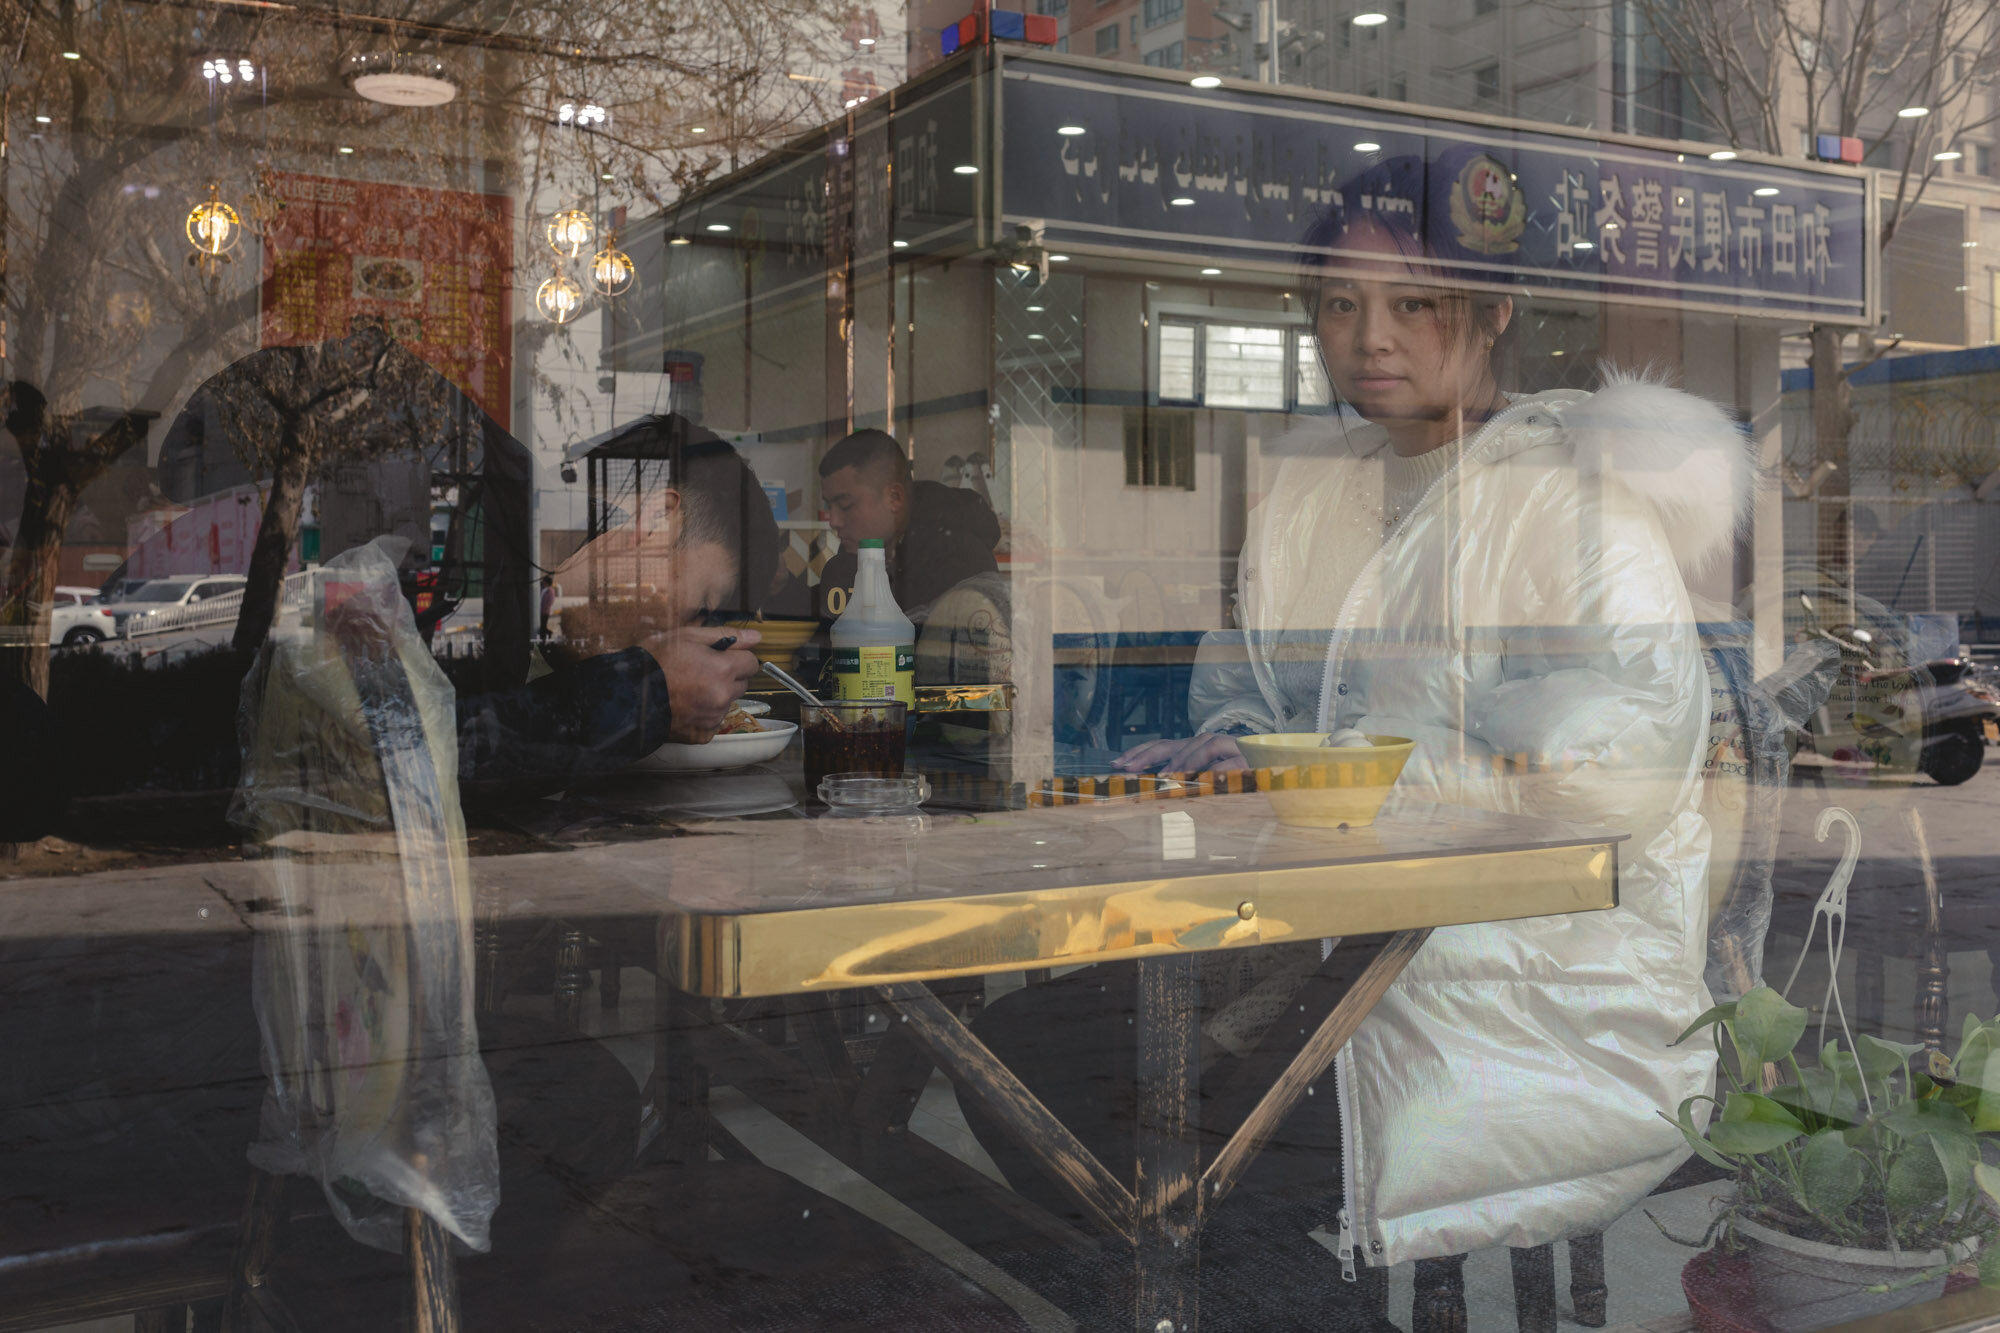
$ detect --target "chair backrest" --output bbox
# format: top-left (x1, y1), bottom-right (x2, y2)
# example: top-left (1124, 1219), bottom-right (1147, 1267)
top-left (232, 537), bottom-right (497, 1258)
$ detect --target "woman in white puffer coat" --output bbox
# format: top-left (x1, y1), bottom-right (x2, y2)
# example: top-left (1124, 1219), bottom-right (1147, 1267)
top-left (1113, 157), bottom-right (1756, 1271)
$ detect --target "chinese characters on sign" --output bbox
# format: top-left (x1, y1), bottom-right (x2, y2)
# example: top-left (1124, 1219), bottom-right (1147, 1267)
top-left (1001, 56), bottom-right (1870, 323)
top-left (260, 173), bottom-right (514, 428)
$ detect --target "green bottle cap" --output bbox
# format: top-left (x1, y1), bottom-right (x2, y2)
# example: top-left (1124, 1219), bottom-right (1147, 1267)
top-left (859, 538), bottom-right (885, 549)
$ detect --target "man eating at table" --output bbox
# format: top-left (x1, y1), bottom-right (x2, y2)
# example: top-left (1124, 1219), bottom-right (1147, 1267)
top-left (455, 421), bottom-right (779, 791)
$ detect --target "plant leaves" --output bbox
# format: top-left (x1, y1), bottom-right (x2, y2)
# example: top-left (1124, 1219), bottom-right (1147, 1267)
top-left (1929, 1130), bottom-right (1978, 1218)
top-left (1665, 1098), bottom-right (1734, 1171)
top-left (1672, 1000), bottom-right (1738, 1048)
top-left (1973, 1161), bottom-right (2000, 1211)
top-left (1880, 1098), bottom-right (1974, 1144)
top-left (1797, 1130), bottom-right (1866, 1220)
top-left (1887, 1143), bottom-right (1949, 1219)
top-left (1979, 1240), bottom-right (2000, 1289)
top-left (1955, 1025), bottom-right (2000, 1132)
top-left (1769, 1067), bottom-right (1860, 1132)
top-left (1855, 1032), bottom-right (1925, 1084)
top-left (1731, 988), bottom-right (1808, 1074)
top-left (1709, 1092), bottom-right (1807, 1158)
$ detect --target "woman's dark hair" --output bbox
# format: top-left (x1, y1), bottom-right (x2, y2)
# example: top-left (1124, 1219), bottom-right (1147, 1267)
top-left (1297, 150), bottom-right (1519, 382)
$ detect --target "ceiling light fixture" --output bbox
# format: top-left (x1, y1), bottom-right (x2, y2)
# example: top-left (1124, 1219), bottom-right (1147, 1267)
top-left (1898, 105), bottom-right (1930, 118)
top-left (706, 223), bottom-right (732, 232)
top-left (953, 164), bottom-right (979, 174)
top-left (1353, 141), bottom-right (1381, 152)
top-left (1170, 196), bottom-right (1195, 206)
top-left (200, 55), bottom-right (258, 85)
top-left (1058, 124), bottom-right (1086, 135)
top-left (1753, 186), bottom-right (1779, 196)
top-left (1935, 149), bottom-right (1964, 161)
top-left (185, 183), bottom-right (242, 276)
top-left (1200, 266), bottom-right (1222, 275)
top-left (346, 52), bottom-right (459, 107)
top-left (1190, 75), bottom-right (1223, 88)
top-left (547, 208), bottom-right (595, 257)
top-left (590, 233), bottom-right (635, 297)
top-left (1708, 149), bottom-right (1737, 161)
top-left (1352, 11), bottom-right (1389, 24)
top-left (536, 271), bottom-right (584, 324)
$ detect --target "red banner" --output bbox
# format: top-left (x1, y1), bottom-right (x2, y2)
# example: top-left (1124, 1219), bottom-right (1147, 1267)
top-left (260, 173), bottom-right (513, 429)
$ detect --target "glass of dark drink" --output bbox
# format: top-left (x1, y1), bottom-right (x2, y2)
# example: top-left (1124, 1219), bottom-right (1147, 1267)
top-left (802, 701), bottom-right (907, 793)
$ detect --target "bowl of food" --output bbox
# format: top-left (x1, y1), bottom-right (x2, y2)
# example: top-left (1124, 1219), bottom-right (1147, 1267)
top-left (628, 703), bottom-right (798, 773)
top-left (1232, 732), bottom-right (1415, 828)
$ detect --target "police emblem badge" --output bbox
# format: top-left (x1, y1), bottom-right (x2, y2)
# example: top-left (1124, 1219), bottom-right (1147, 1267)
top-left (1449, 153), bottom-right (1526, 255)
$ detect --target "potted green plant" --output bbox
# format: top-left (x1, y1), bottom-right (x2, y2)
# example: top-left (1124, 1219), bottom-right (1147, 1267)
top-left (1665, 986), bottom-right (2000, 1332)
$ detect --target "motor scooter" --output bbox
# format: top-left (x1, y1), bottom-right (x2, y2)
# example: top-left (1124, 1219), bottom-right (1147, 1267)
top-left (1793, 593), bottom-right (1998, 785)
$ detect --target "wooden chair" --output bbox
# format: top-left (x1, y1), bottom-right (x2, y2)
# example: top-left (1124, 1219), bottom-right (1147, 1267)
top-left (1410, 623), bottom-right (1817, 1333)
top-left (221, 560), bottom-right (1030, 1333)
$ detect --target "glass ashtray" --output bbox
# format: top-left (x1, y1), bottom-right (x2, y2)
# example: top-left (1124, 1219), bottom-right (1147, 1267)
top-left (817, 772), bottom-right (931, 810)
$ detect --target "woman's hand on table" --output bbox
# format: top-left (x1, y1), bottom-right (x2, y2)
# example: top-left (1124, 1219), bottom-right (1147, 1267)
top-left (1112, 731), bottom-right (1247, 774)
top-left (653, 627), bottom-right (763, 743)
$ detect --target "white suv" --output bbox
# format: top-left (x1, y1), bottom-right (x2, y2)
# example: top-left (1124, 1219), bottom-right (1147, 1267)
top-left (50, 585), bottom-right (116, 646)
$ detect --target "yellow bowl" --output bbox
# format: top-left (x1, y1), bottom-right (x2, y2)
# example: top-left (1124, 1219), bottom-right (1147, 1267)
top-left (1233, 733), bottom-right (1415, 828)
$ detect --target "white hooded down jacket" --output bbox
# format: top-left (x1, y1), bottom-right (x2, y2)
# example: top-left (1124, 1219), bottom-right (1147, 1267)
top-left (1188, 373), bottom-right (1755, 1267)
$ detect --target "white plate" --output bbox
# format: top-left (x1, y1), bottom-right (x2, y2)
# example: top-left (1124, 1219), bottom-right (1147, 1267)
top-left (629, 718), bottom-right (798, 773)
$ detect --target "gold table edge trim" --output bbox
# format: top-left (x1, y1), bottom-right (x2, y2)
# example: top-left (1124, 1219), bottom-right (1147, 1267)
top-left (661, 842), bottom-right (1618, 997)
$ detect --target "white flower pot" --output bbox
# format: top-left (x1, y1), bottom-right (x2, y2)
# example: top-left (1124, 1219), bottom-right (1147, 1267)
top-left (1735, 1215), bottom-right (1966, 1333)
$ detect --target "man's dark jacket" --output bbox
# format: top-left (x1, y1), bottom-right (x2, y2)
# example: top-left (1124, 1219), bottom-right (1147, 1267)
top-left (815, 481), bottom-right (1000, 622)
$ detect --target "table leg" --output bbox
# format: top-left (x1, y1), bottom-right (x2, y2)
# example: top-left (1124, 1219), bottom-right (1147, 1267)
top-left (1134, 954), bottom-right (1201, 1333)
top-left (1200, 930), bottom-right (1430, 1211)
top-left (874, 980), bottom-right (1138, 1244)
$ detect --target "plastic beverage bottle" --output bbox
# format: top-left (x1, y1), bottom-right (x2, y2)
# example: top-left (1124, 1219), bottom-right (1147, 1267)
top-left (830, 538), bottom-right (915, 707)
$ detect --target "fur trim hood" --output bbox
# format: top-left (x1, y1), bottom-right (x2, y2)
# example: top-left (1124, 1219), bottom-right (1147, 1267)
top-left (1292, 366), bottom-right (1757, 578)
top-left (1550, 367), bottom-right (1757, 577)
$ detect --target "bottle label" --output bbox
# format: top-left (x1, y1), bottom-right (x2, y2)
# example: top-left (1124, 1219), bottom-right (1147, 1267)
top-left (831, 645), bottom-right (915, 705)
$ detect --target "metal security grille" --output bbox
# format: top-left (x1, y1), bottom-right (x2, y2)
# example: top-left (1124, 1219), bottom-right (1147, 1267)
top-left (993, 267), bottom-right (1084, 543)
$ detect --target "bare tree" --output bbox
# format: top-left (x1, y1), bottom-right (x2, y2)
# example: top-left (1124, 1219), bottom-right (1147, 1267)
top-left (1603, 0), bottom-right (2000, 569)
top-left (1, 0), bottom-right (872, 694)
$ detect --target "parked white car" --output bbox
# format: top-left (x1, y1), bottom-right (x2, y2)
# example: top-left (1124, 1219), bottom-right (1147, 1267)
top-left (50, 585), bottom-right (117, 646)
top-left (112, 574), bottom-right (248, 636)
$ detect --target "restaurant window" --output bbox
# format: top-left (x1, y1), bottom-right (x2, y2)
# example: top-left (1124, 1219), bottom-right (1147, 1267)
top-left (8, 4), bottom-right (1996, 1333)
top-left (1124, 408), bottom-right (1197, 488)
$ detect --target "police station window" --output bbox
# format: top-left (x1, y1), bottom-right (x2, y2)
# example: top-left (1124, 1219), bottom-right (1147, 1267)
top-left (1157, 316), bottom-right (1306, 411)
top-left (1475, 62), bottom-right (1500, 103)
top-left (1979, 144), bottom-right (1994, 177)
top-left (1037, 0), bottom-right (1068, 13)
top-left (1097, 22), bottom-right (1119, 52)
top-left (1125, 409), bottom-right (1197, 489)
top-left (1143, 0), bottom-right (1183, 26)
top-left (1296, 333), bottom-right (1334, 410)
top-left (1144, 41), bottom-right (1185, 67)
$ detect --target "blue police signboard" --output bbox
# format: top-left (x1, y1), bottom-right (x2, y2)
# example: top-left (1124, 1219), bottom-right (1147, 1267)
top-left (998, 54), bottom-right (1872, 324)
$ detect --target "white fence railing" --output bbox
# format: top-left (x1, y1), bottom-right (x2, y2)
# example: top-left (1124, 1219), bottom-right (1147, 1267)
top-left (122, 572), bottom-right (313, 640)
